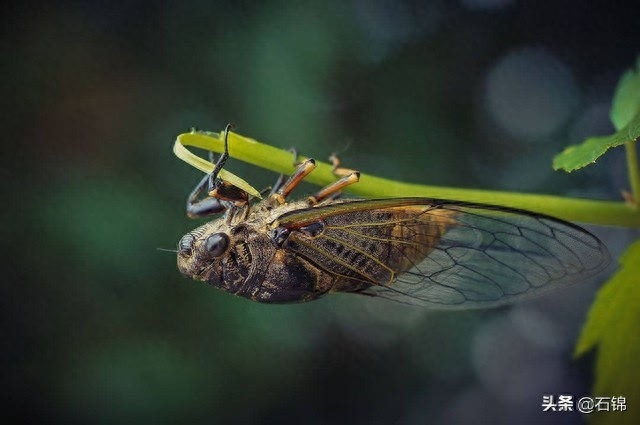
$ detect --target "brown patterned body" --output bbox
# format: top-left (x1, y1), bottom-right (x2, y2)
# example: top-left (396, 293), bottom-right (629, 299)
top-left (178, 196), bottom-right (609, 308)
top-left (177, 199), bottom-right (456, 303)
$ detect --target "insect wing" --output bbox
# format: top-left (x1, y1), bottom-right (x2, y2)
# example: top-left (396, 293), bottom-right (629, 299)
top-left (275, 198), bottom-right (610, 309)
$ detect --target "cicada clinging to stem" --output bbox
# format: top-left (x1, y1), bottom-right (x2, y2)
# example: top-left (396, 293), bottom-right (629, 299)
top-left (176, 125), bottom-right (610, 308)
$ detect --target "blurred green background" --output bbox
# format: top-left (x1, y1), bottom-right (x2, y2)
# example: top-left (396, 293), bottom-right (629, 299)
top-left (4, 1), bottom-right (639, 424)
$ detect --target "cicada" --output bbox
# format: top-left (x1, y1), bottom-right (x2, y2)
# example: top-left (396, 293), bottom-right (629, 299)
top-left (177, 126), bottom-right (610, 308)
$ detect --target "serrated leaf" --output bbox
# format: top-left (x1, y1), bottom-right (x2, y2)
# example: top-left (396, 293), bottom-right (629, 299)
top-left (574, 240), bottom-right (640, 425)
top-left (554, 59), bottom-right (640, 172)
top-left (552, 113), bottom-right (640, 172)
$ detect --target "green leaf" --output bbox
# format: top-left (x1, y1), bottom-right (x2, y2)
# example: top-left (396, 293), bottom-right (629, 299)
top-left (554, 59), bottom-right (640, 172)
top-left (574, 240), bottom-right (640, 425)
top-left (611, 57), bottom-right (640, 130)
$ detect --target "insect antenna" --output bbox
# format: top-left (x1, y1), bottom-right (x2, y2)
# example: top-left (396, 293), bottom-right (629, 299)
top-left (156, 247), bottom-right (179, 253)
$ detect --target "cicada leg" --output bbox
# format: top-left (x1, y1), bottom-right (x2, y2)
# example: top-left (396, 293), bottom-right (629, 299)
top-left (266, 150), bottom-right (359, 206)
top-left (268, 148), bottom-right (301, 196)
top-left (306, 154), bottom-right (360, 205)
top-left (307, 172), bottom-right (360, 205)
top-left (270, 150), bottom-right (360, 205)
top-left (186, 123), bottom-right (248, 218)
top-left (269, 158), bottom-right (318, 205)
top-left (186, 172), bottom-right (228, 218)
top-left (329, 153), bottom-right (359, 177)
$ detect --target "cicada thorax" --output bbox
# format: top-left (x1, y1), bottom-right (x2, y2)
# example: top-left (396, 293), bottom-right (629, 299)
top-left (237, 244), bottom-right (337, 303)
top-left (275, 203), bottom-right (458, 292)
top-left (218, 227), bottom-right (253, 292)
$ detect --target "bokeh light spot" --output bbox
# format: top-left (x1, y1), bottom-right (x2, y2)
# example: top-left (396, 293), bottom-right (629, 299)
top-left (484, 47), bottom-right (581, 142)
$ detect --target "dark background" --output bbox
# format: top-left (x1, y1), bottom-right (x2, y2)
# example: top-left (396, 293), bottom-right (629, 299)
top-left (3, 1), bottom-right (639, 424)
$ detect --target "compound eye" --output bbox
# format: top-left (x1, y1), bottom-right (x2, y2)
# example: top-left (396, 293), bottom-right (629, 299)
top-left (178, 234), bottom-right (195, 256)
top-left (204, 233), bottom-right (229, 257)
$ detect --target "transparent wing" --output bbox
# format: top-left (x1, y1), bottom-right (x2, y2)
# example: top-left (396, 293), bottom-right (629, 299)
top-left (363, 201), bottom-right (610, 309)
top-left (277, 198), bottom-right (610, 309)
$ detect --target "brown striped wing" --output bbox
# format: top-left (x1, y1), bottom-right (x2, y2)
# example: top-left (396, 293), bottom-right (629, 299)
top-left (274, 198), bottom-right (610, 309)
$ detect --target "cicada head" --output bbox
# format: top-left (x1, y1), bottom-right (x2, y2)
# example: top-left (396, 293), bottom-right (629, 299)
top-left (177, 220), bottom-right (248, 293)
top-left (177, 204), bottom-right (336, 303)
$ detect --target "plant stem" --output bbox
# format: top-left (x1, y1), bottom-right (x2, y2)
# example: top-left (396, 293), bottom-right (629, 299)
top-left (176, 131), bottom-right (640, 229)
top-left (625, 140), bottom-right (640, 203)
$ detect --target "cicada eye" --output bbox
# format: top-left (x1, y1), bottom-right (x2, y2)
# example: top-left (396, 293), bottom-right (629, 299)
top-left (178, 234), bottom-right (195, 256)
top-left (204, 233), bottom-right (230, 257)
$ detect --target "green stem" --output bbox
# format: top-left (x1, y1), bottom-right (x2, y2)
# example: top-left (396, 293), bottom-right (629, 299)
top-left (176, 131), bottom-right (640, 228)
top-left (626, 140), bottom-right (640, 203)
